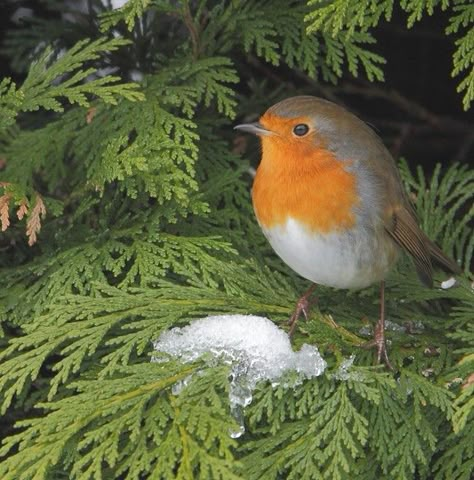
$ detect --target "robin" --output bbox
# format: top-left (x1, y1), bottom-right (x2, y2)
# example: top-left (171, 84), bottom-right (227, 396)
top-left (235, 95), bottom-right (460, 368)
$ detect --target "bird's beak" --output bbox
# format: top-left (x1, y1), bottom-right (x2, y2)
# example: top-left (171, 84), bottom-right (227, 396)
top-left (234, 122), bottom-right (272, 136)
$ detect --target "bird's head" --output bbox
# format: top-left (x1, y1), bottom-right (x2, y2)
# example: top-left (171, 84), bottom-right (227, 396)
top-left (235, 96), bottom-right (375, 166)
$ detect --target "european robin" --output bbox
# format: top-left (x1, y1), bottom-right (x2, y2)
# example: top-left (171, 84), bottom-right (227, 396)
top-left (235, 96), bottom-right (460, 368)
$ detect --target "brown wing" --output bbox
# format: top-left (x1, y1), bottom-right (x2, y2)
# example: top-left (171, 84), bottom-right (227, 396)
top-left (427, 238), bottom-right (461, 274)
top-left (344, 119), bottom-right (460, 287)
top-left (342, 115), bottom-right (461, 287)
top-left (353, 125), bottom-right (438, 287)
top-left (385, 207), bottom-right (434, 287)
top-left (295, 96), bottom-right (461, 286)
top-left (385, 206), bottom-right (461, 287)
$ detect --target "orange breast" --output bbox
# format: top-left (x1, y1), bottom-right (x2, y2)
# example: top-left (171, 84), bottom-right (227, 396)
top-left (252, 135), bottom-right (359, 233)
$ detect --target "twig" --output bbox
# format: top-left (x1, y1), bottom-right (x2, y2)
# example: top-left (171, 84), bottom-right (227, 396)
top-left (292, 68), bottom-right (348, 107)
top-left (453, 132), bottom-right (474, 163)
top-left (247, 55), bottom-right (294, 88)
top-left (243, 56), bottom-right (473, 162)
top-left (339, 79), bottom-right (472, 134)
top-left (391, 123), bottom-right (412, 158)
top-left (181, 2), bottom-right (200, 59)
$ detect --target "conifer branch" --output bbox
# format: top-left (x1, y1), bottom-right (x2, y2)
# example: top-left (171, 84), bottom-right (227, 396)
top-left (0, 2), bottom-right (472, 478)
top-left (0, 37), bottom-right (144, 130)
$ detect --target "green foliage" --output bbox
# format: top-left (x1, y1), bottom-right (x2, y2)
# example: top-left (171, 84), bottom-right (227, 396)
top-left (306, 0), bottom-right (474, 109)
top-left (0, 79), bottom-right (24, 130)
top-left (0, 1), bottom-right (472, 479)
top-left (398, 160), bottom-right (474, 276)
top-left (447, 2), bottom-right (474, 109)
top-left (0, 364), bottom-right (241, 480)
top-left (242, 369), bottom-right (453, 480)
top-left (1, 37), bottom-right (143, 129)
top-left (100, 0), bottom-right (155, 31)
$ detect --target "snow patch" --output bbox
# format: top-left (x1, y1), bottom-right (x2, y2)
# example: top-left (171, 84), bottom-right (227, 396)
top-left (153, 314), bottom-right (327, 437)
top-left (441, 277), bottom-right (456, 290)
top-left (109, 0), bottom-right (130, 9)
top-left (359, 319), bottom-right (424, 336)
top-left (11, 7), bottom-right (33, 24)
top-left (332, 355), bottom-right (365, 382)
top-left (333, 355), bottom-right (355, 381)
top-left (129, 69), bottom-right (144, 82)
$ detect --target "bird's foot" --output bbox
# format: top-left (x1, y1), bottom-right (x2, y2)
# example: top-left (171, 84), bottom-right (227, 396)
top-left (361, 320), bottom-right (393, 370)
top-left (374, 319), bottom-right (393, 370)
top-left (288, 285), bottom-right (317, 337)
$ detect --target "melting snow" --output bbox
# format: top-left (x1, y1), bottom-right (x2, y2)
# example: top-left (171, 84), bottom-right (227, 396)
top-left (333, 355), bottom-right (355, 381)
top-left (359, 319), bottom-right (424, 336)
top-left (108, 0), bottom-right (129, 9)
top-left (153, 314), bottom-right (327, 437)
top-left (441, 277), bottom-right (456, 289)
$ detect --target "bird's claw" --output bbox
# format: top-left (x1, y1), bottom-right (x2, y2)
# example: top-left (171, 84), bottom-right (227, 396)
top-left (288, 286), bottom-right (318, 337)
top-left (288, 300), bottom-right (309, 336)
top-left (360, 323), bottom-right (393, 370)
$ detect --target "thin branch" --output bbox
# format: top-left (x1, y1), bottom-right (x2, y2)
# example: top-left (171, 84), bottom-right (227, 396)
top-left (339, 79), bottom-right (471, 134)
top-left (182, 2), bottom-right (200, 59)
top-left (453, 132), bottom-right (474, 163)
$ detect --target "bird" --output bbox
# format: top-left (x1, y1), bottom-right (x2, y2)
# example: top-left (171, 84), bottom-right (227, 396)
top-left (234, 95), bottom-right (460, 368)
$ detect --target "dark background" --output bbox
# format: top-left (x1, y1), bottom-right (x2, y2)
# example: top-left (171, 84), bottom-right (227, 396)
top-left (0, 1), bottom-right (472, 170)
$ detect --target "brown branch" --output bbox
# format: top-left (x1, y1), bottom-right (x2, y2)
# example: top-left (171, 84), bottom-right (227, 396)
top-left (182, 2), bottom-right (200, 59)
top-left (242, 56), bottom-right (473, 162)
top-left (391, 123), bottom-right (413, 158)
top-left (338, 79), bottom-right (472, 134)
top-left (247, 55), bottom-right (294, 88)
top-left (247, 55), bottom-right (348, 108)
top-left (453, 132), bottom-right (474, 163)
top-left (291, 68), bottom-right (348, 107)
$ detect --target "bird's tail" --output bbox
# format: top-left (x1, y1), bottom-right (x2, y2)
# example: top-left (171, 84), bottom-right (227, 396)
top-left (426, 237), bottom-right (462, 275)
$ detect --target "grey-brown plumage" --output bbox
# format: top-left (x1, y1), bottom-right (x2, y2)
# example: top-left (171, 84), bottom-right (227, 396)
top-left (235, 95), bottom-right (461, 367)
top-left (268, 95), bottom-right (461, 287)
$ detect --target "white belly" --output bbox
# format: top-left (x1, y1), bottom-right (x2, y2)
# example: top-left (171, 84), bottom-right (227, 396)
top-left (261, 218), bottom-right (397, 289)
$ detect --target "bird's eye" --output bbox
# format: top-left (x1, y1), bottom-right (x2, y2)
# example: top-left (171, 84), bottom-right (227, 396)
top-left (293, 124), bottom-right (309, 136)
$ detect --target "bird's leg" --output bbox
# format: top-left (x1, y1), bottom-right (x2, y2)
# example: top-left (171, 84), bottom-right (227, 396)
top-left (375, 281), bottom-right (393, 369)
top-left (362, 281), bottom-right (393, 370)
top-left (288, 284), bottom-right (318, 337)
